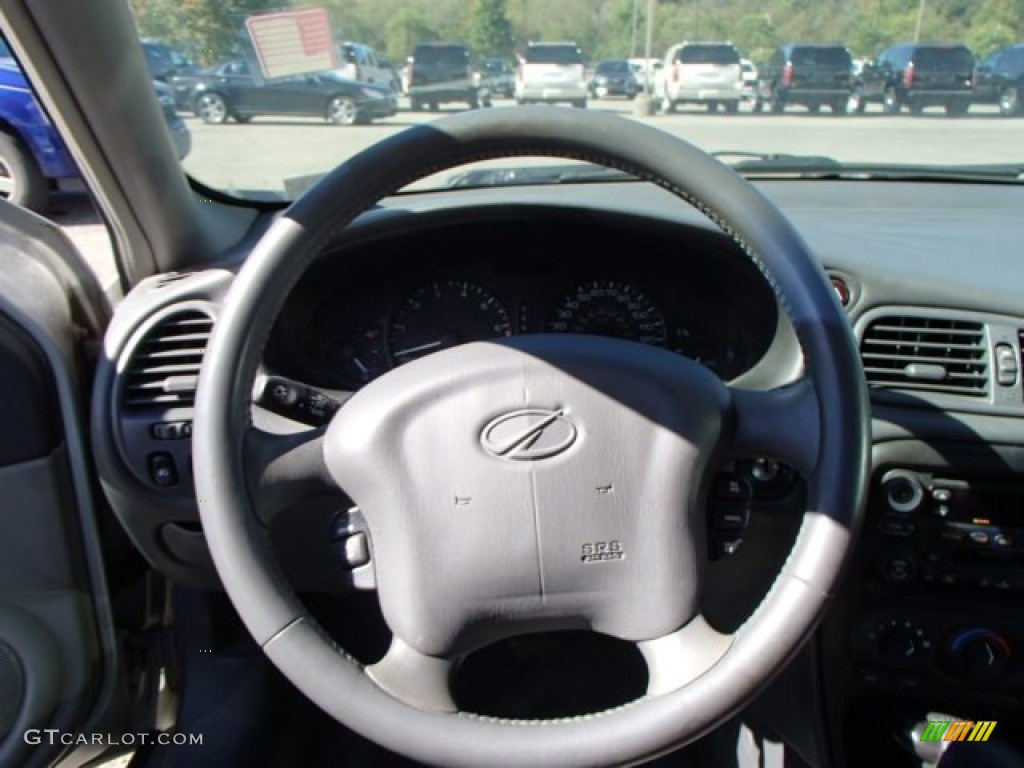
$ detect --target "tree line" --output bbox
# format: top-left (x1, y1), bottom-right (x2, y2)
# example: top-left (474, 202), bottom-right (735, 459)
top-left (131, 0), bottom-right (1024, 67)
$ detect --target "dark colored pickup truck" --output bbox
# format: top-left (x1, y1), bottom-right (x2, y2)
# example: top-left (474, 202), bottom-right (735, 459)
top-left (754, 44), bottom-right (854, 114)
top-left (851, 43), bottom-right (975, 115)
top-left (407, 42), bottom-right (485, 111)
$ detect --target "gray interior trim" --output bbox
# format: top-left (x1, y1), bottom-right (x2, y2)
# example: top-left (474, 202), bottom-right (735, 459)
top-left (0, 207), bottom-right (123, 764)
top-left (0, 604), bottom-right (61, 768)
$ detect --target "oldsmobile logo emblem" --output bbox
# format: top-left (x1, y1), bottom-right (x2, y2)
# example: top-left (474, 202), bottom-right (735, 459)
top-left (480, 408), bottom-right (578, 461)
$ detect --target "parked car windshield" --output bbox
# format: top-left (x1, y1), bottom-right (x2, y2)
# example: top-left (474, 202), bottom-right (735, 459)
top-left (790, 47), bottom-right (853, 67)
top-left (597, 60), bottom-right (630, 73)
top-left (914, 47), bottom-right (975, 71)
top-left (523, 45), bottom-right (584, 64)
top-left (125, 0), bottom-right (1024, 201)
top-left (414, 45), bottom-right (469, 66)
top-left (676, 45), bottom-right (740, 65)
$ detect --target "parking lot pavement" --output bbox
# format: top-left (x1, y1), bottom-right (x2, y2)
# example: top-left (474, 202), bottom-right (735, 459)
top-left (54, 97), bottom-right (1019, 283)
top-left (180, 97), bottom-right (1019, 195)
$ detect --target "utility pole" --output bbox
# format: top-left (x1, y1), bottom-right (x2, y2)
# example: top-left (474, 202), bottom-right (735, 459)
top-left (630, 0), bottom-right (639, 58)
top-left (913, 0), bottom-right (926, 43)
top-left (644, 0), bottom-right (655, 90)
top-left (634, 0), bottom-right (657, 114)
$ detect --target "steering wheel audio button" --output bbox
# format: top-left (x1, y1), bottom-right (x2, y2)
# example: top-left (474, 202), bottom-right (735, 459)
top-left (338, 532), bottom-right (370, 569)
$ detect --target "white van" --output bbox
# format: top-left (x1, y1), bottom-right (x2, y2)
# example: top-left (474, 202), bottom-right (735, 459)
top-left (335, 41), bottom-right (397, 91)
top-left (658, 41), bottom-right (743, 113)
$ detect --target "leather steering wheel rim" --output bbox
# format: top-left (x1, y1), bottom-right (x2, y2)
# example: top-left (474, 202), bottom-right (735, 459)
top-left (194, 106), bottom-right (869, 768)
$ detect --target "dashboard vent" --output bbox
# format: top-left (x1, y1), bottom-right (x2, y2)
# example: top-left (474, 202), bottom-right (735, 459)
top-left (861, 316), bottom-right (989, 397)
top-left (122, 309), bottom-right (213, 409)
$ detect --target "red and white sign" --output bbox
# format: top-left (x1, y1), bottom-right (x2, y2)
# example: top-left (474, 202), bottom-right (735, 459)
top-left (245, 8), bottom-right (339, 79)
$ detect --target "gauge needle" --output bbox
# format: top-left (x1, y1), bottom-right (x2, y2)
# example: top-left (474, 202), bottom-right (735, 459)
top-left (352, 358), bottom-right (368, 375)
top-left (394, 339), bottom-right (444, 358)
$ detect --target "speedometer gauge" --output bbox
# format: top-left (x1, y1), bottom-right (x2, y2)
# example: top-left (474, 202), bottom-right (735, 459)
top-left (546, 280), bottom-right (667, 347)
top-left (389, 280), bottom-right (513, 364)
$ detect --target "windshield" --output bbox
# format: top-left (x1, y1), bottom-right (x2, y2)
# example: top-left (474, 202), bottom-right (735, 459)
top-left (676, 45), bottom-right (740, 65)
top-left (597, 60), bottom-right (630, 74)
top-left (914, 46), bottom-right (974, 71)
top-left (790, 47), bottom-right (852, 68)
top-left (524, 45), bottom-right (584, 64)
top-left (126, 1), bottom-right (1024, 200)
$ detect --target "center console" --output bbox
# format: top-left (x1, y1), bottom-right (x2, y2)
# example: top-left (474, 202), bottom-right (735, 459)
top-left (821, 461), bottom-right (1024, 766)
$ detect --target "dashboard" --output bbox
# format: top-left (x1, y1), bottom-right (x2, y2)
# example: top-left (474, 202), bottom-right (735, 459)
top-left (91, 178), bottom-right (1024, 768)
top-left (263, 211), bottom-right (779, 393)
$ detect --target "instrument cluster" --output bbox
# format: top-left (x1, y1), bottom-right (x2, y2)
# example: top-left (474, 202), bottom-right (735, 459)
top-left (265, 215), bottom-right (780, 392)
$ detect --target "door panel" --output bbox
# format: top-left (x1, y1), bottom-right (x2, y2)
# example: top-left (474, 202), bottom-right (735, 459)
top-left (0, 202), bottom-right (122, 768)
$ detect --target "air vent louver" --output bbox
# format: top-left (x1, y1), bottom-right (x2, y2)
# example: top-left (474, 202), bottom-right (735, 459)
top-left (122, 309), bottom-right (212, 409)
top-left (861, 316), bottom-right (988, 397)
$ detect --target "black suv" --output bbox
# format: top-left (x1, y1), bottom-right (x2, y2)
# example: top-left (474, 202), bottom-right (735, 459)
top-left (407, 42), bottom-right (485, 111)
top-left (974, 44), bottom-right (1024, 116)
top-left (754, 44), bottom-right (854, 114)
top-left (853, 43), bottom-right (975, 115)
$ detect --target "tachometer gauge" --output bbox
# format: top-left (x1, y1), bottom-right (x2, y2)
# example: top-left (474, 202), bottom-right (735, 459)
top-left (388, 280), bottom-right (513, 364)
top-left (546, 280), bottom-right (667, 347)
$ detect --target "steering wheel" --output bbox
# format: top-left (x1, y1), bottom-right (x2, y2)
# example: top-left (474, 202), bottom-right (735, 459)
top-left (193, 107), bottom-right (869, 767)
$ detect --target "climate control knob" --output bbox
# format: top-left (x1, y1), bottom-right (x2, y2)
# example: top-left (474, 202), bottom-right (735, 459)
top-left (947, 628), bottom-right (1012, 683)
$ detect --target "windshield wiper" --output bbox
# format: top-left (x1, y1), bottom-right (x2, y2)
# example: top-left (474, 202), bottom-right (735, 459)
top-left (446, 163), bottom-right (634, 188)
top-left (713, 151), bottom-right (1024, 183)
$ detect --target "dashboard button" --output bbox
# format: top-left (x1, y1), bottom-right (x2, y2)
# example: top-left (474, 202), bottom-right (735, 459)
top-left (968, 530), bottom-right (990, 545)
top-left (879, 554), bottom-right (916, 584)
top-left (148, 452), bottom-right (178, 487)
top-left (879, 519), bottom-right (915, 536)
top-left (712, 536), bottom-right (743, 557)
top-left (711, 506), bottom-right (748, 530)
top-left (336, 532), bottom-right (370, 569)
top-left (713, 473), bottom-right (751, 502)
top-left (995, 344), bottom-right (1018, 386)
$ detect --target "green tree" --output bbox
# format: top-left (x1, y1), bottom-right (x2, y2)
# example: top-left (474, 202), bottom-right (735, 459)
top-left (469, 0), bottom-right (516, 56)
top-left (131, 0), bottom-right (280, 63)
top-left (385, 7), bottom-right (438, 60)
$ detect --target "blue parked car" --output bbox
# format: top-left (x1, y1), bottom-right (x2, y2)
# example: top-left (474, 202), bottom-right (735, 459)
top-left (0, 38), bottom-right (189, 212)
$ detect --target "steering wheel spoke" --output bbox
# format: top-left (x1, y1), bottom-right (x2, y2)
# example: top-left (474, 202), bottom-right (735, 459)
top-left (244, 417), bottom-right (338, 522)
top-left (366, 637), bottom-right (457, 713)
top-left (729, 378), bottom-right (821, 478)
top-left (637, 615), bottom-right (733, 697)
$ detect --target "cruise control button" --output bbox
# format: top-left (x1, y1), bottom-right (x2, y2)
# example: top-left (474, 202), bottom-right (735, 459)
top-left (713, 474), bottom-right (751, 502)
top-left (711, 506), bottom-right (749, 530)
top-left (712, 536), bottom-right (743, 557)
